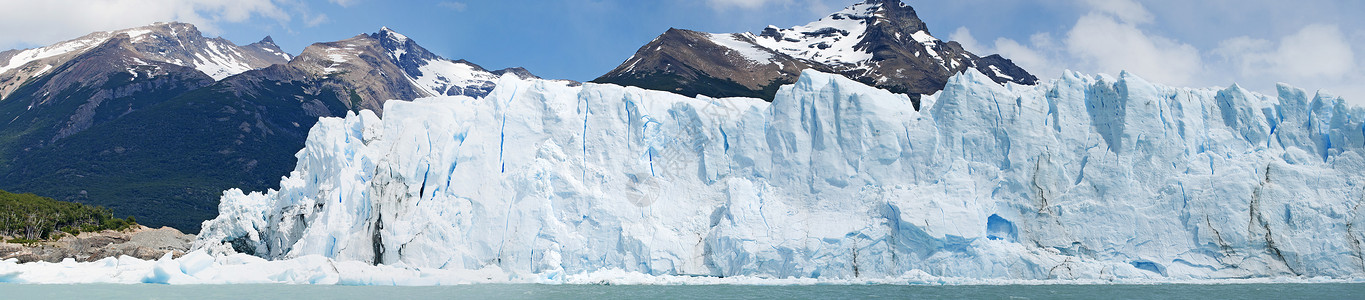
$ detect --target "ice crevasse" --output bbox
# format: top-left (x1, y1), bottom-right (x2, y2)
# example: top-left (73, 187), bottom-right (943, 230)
top-left (197, 68), bottom-right (1365, 281)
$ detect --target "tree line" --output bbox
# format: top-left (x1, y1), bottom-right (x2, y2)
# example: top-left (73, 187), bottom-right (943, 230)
top-left (0, 189), bottom-right (135, 242)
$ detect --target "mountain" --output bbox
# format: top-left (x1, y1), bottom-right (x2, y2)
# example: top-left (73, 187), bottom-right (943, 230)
top-left (0, 22), bottom-right (289, 172)
top-left (0, 22), bottom-right (288, 99)
top-left (0, 22), bottom-right (290, 160)
top-left (200, 68), bottom-right (1364, 281)
top-left (0, 24), bottom-right (545, 232)
top-left (285, 27), bottom-right (546, 113)
top-left (593, 0), bottom-right (1036, 108)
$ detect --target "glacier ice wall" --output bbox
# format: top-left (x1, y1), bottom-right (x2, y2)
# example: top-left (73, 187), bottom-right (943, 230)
top-left (196, 69), bottom-right (1365, 280)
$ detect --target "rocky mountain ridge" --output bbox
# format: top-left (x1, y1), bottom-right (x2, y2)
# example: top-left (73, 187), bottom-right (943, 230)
top-left (594, 0), bottom-right (1036, 108)
top-left (0, 24), bottom-right (545, 232)
top-left (0, 22), bottom-right (288, 100)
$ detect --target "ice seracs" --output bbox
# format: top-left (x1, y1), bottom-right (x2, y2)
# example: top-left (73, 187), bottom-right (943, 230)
top-left (195, 67), bottom-right (1365, 281)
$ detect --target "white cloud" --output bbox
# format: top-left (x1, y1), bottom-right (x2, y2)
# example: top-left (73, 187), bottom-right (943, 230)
top-left (946, 1), bottom-right (1365, 104)
top-left (1216, 24), bottom-right (1356, 80)
top-left (951, 27), bottom-right (1059, 79)
top-left (944, 1), bottom-right (1204, 86)
top-left (328, 0), bottom-right (358, 8)
top-left (1212, 23), bottom-right (1362, 104)
top-left (994, 34), bottom-right (1059, 81)
top-left (303, 13), bottom-right (330, 27)
top-left (706, 0), bottom-right (786, 10)
top-left (1064, 13), bottom-right (1203, 85)
top-left (802, 0), bottom-right (832, 16)
top-left (1078, 0), bottom-right (1152, 24)
top-left (0, 0), bottom-right (297, 49)
top-left (949, 27), bottom-right (984, 54)
top-left (439, 1), bottom-right (468, 12)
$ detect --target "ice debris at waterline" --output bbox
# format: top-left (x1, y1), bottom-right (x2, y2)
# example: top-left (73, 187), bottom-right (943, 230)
top-left (193, 69), bottom-right (1365, 282)
top-left (0, 251), bottom-right (508, 285)
top-left (0, 251), bottom-right (1356, 285)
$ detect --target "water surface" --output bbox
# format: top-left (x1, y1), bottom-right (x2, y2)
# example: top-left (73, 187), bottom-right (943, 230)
top-left (2, 283), bottom-right (1361, 299)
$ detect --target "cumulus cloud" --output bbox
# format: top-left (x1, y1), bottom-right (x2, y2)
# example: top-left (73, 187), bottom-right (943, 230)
top-left (949, 27), bottom-right (984, 54)
top-left (1216, 24), bottom-right (1356, 80)
top-left (946, 0), bottom-right (1365, 103)
top-left (951, 27), bottom-right (1064, 82)
top-left (1078, 0), bottom-right (1152, 24)
top-left (328, 0), bottom-right (359, 8)
top-left (946, 1), bottom-right (1203, 86)
top-left (1210, 23), bottom-right (1362, 104)
top-left (706, 0), bottom-right (786, 10)
top-left (994, 33), bottom-right (1059, 81)
top-left (439, 1), bottom-right (468, 12)
top-left (702, 0), bottom-right (842, 19)
top-left (1064, 13), bottom-right (1203, 85)
top-left (0, 0), bottom-right (318, 49)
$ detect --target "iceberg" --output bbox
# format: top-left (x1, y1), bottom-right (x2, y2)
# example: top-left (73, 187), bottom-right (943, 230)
top-left (187, 68), bottom-right (1365, 282)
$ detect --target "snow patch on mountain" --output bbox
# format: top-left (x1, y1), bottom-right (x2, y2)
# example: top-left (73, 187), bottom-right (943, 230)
top-left (988, 65), bottom-right (1012, 80)
top-left (406, 59), bottom-right (498, 96)
top-left (191, 40), bottom-right (258, 80)
top-left (752, 2), bottom-right (877, 65)
top-left (708, 33), bottom-right (775, 64)
top-left (909, 30), bottom-right (937, 44)
top-left (122, 29), bottom-right (154, 41)
top-left (0, 22), bottom-right (288, 83)
top-left (0, 34), bottom-right (108, 75)
top-left (381, 27), bottom-right (409, 44)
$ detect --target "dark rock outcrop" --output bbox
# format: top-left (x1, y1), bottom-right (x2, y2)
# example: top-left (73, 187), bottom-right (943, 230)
top-left (595, 0), bottom-right (1037, 108)
top-left (0, 226), bottom-right (194, 263)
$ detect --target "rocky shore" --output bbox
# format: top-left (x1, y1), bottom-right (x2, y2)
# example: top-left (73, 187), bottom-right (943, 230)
top-left (0, 226), bottom-right (194, 263)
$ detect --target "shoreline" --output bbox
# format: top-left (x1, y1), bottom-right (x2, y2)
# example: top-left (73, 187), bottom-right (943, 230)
top-left (0, 225), bottom-right (193, 263)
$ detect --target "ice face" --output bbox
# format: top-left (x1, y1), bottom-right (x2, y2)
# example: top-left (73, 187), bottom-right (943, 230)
top-left (197, 68), bottom-right (1365, 281)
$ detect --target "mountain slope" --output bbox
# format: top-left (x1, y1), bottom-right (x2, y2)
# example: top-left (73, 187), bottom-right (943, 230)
top-left (0, 26), bottom-right (549, 232)
top-left (0, 34), bottom-right (218, 169)
top-left (0, 22), bottom-right (288, 100)
top-left (2, 68), bottom-right (352, 231)
top-left (594, 0), bottom-right (1036, 108)
top-left (0, 22), bottom-right (288, 163)
top-left (288, 27), bottom-right (548, 113)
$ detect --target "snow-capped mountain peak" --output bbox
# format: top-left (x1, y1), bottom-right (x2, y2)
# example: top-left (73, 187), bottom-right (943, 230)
top-left (368, 27), bottom-right (542, 99)
top-left (754, 0), bottom-right (942, 69)
top-left (288, 27), bottom-right (548, 113)
top-left (753, 1), bottom-right (886, 65)
top-left (594, 0), bottom-right (1037, 106)
top-left (243, 36), bottom-right (292, 62)
top-left (378, 26), bottom-right (410, 44)
top-left (0, 22), bottom-right (289, 99)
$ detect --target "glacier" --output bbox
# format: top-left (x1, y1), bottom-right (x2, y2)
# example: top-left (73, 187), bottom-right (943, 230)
top-left (163, 68), bottom-right (1364, 283)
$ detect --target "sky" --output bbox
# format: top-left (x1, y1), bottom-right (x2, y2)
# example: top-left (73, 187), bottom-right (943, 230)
top-left (0, 0), bottom-right (1362, 105)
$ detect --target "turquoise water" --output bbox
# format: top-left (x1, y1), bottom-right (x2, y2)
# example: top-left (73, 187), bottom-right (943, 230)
top-left (2, 283), bottom-right (1365, 300)
top-left (1, 283), bottom-right (1362, 299)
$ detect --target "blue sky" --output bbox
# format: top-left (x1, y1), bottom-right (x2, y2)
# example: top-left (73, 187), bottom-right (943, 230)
top-left (1, 0), bottom-right (1362, 104)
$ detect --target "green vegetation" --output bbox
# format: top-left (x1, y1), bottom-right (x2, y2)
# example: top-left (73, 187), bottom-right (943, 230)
top-left (348, 88), bottom-right (364, 112)
top-left (0, 73), bottom-right (351, 233)
top-left (0, 69), bottom-right (216, 232)
top-left (0, 189), bottom-right (135, 241)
